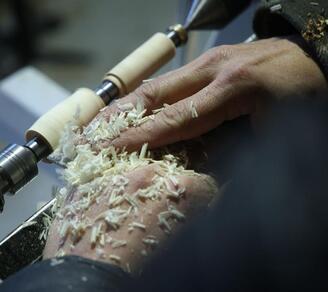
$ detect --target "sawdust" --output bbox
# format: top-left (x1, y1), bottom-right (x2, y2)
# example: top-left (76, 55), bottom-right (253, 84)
top-left (302, 14), bottom-right (328, 41)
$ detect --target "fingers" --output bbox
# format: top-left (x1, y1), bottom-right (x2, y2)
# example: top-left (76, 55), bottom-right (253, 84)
top-left (111, 72), bottom-right (259, 152)
top-left (99, 57), bottom-right (214, 120)
top-left (110, 82), bottom-right (229, 151)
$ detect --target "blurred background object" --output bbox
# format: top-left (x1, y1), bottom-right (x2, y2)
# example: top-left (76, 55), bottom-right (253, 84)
top-left (0, 0), bottom-right (257, 90)
top-left (0, 0), bottom-right (62, 79)
top-left (0, 67), bottom-right (67, 240)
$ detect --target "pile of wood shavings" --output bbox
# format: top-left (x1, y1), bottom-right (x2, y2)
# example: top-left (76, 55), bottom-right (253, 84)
top-left (48, 100), bottom-right (202, 268)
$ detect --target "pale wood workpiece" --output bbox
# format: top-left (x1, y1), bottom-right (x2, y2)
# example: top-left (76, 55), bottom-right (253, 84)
top-left (25, 88), bottom-right (105, 150)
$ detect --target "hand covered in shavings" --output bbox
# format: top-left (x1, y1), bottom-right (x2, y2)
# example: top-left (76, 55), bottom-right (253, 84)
top-left (44, 97), bottom-right (218, 275)
top-left (43, 163), bottom-right (217, 274)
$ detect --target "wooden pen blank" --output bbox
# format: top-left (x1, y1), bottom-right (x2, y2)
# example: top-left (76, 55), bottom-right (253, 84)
top-left (104, 32), bottom-right (176, 96)
top-left (25, 88), bottom-right (105, 151)
top-left (25, 33), bottom-right (177, 151)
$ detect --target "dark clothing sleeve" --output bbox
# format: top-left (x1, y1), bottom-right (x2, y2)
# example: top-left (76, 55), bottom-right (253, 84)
top-left (253, 0), bottom-right (328, 77)
top-left (0, 255), bottom-right (130, 292)
top-left (125, 99), bottom-right (328, 292)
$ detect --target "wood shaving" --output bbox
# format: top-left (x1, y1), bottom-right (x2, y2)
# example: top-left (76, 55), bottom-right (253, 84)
top-left (190, 101), bottom-right (198, 118)
top-left (109, 255), bottom-right (121, 263)
top-left (111, 239), bottom-right (127, 249)
top-left (139, 143), bottom-right (148, 159)
top-left (55, 249), bottom-right (66, 257)
top-left (270, 4), bottom-right (282, 12)
top-left (129, 222), bottom-right (146, 230)
top-left (21, 221), bottom-right (37, 229)
top-left (126, 263), bottom-right (131, 273)
top-left (50, 258), bottom-right (65, 267)
top-left (142, 235), bottom-right (159, 248)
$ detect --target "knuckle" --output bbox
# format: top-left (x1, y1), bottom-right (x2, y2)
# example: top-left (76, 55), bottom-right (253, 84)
top-left (200, 45), bottom-right (234, 66)
top-left (198, 48), bottom-right (218, 67)
top-left (209, 45), bottom-right (234, 61)
top-left (127, 164), bottom-right (157, 189)
top-left (216, 45), bottom-right (234, 59)
top-left (158, 105), bottom-right (186, 136)
top-left (135, 81), bottom-right (160, 106)
top-left (117, 123), bottom-right (153, 149)
top-left (160, 106), bottom-right (181, 128)
top-left (134, 121), bottom-right (154, 140)
top-left (219, 62), bottom-right (252, 85)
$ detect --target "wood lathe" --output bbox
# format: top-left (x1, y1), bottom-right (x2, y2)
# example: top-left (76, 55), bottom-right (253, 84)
top-left (0, 24), bottom-right (188, 212)
top-left (0, 0), bottom-right (253, 213)
top-left (0, 0), bottom-right (255, 280)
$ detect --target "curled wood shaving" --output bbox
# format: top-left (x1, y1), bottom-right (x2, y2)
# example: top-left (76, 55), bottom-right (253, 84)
top-left (109, 255), bottom-right (121, 263)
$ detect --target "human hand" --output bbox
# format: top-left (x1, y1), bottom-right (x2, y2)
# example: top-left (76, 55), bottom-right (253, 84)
top-left (43, 163), bottom-right (217, 274)
top-left (96, 36), bottom-right (327, 151)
